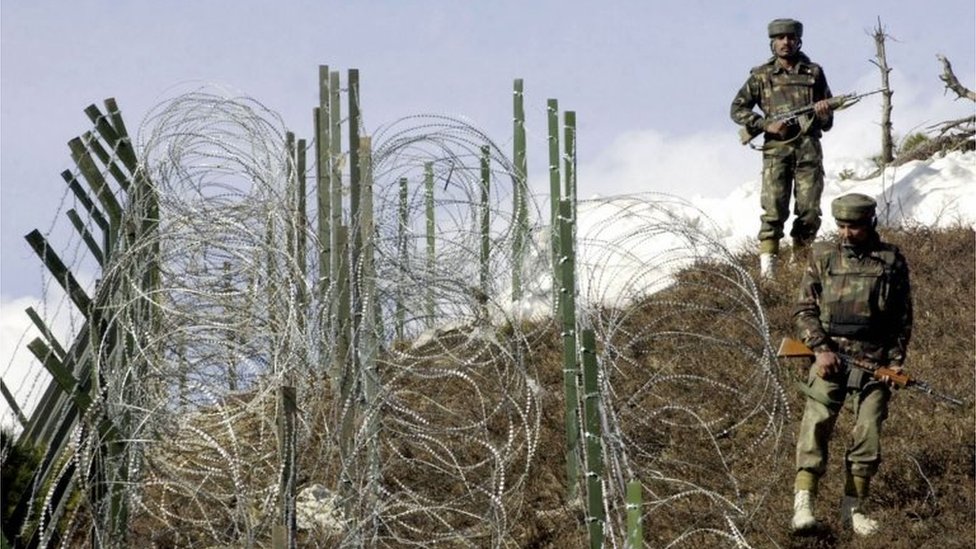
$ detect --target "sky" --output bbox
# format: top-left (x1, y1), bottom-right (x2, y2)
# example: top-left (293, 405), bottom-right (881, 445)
top-left (1, 2), bottom-right (974, 426)
top-left (3, 1), bottom-right (975, 297)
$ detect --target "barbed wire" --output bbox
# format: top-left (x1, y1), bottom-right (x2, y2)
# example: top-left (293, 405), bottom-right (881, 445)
top-left (571, 195), bottom-right (789, 547)
top-left (2, 90), bottom-right (790, 548)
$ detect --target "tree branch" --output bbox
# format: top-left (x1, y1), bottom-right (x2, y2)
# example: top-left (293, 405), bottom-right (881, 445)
top-left (937, 54), bottom-right (976, 101)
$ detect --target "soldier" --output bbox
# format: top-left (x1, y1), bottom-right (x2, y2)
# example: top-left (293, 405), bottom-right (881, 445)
top-left (790, 193), bottom-right (913, 536)
top-left (731, 18), bottom-right (835, 278)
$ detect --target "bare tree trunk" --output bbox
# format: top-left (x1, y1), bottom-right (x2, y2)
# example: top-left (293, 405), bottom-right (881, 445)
top-left (871, 18), bottom-right (895, 164)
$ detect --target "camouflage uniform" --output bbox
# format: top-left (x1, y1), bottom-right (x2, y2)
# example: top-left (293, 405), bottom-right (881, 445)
top-left (792, 210), bottom-right (913, 483)
top-left (731, 50), bottom-right (833, 251)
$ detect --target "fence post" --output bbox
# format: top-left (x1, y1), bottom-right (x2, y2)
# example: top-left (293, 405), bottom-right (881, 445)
top-left (558, 199), bottom-right (581, 503)
top-left (480, 145), bottom-right (491, 302)
top-left (359, 136), bottom-right (381, 536)
top-left (626, 480), bottom-right (644, 548)
top-left (63, 170), bottom-right (111, 261)
top-left (547, 99), bottom-right (561, 313)
top-left (397, 177), bottom-right (408, 339)
top-left (564, 111), bottom-right (577, 206)
top-left (316, 65), bottom-right (332, 298)
top-left (581, 329), bottom-right (605, 549)
top-left (329, 70), bottom-right (343, 300)
top-left (425, 162), bottom-right (435, 324)
top-left (296, 137), bottom-right (308, 335)
top-left (512, 79), bottom-right (527, 303)
top-left (274, 385), bottom-right (298, 549)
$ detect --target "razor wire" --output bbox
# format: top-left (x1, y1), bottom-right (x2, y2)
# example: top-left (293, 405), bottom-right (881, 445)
top-left (1, 90), bottom-right (792, 548)
top-left (572, 195), bottom-right (790, 547)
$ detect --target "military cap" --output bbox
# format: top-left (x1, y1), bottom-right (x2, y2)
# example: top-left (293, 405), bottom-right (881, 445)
top-left (831, 193), bottom-right (877, 222)
top-left (768, 18), bottom-right (803, 38)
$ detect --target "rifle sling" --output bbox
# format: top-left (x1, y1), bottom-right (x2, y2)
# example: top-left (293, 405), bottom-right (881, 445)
top-left (754, 115), bottom-right (815, 151)
top-left (794, 380), bottom-right (844, 408)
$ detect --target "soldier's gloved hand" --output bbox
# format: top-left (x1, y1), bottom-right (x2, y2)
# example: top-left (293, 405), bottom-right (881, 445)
top-left (814, 350), bottom-right (840, 378)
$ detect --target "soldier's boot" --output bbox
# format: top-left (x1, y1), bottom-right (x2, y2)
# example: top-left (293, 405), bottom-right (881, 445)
top-left (840, 496), bottom-right (879, 536)
top-left (759, 253), bottom-right (778, 278)
top-left (841, 472), bottom-right (879, 536)
top-left (791, 490), bottom-right (817, 532)
top-left (759, 240), bottom-right (779, 279)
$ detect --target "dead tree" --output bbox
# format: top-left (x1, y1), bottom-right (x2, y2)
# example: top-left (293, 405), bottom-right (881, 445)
top-left (870, 18), bottom-right (895, 164)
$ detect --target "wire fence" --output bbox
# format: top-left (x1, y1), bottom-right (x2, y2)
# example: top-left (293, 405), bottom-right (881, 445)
top-left (1, 89), bottom-right (789, 548)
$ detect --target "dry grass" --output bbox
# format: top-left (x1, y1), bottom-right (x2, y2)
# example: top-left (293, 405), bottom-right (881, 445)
top-left (513, 225), bottom-right (974, 547)
top-left (86, 226), bottom-right (976, 547)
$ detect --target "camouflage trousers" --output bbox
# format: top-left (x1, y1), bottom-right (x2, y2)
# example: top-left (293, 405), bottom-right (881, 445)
top-left (795, 366), bottom-right (891, 480)
top-left (758, 135), bottom-right (825, 245)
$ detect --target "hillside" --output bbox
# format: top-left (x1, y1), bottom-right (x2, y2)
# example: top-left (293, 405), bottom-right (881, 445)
top-left (4, 229), bottom-right (972, 548)
top-left (514, 225), bottom-right (974, 548)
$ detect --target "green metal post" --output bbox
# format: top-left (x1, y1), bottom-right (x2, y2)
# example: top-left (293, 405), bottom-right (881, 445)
top-left (316, 65), bottom-right (332, 298)
top-left (334, 223), bottom-right (356, 525)
top-left (547, 99), bottom-right (561, 311)
top-left (297, 138), bottom-right (307, 275)
top-left (275, 385), bottom-right (298, 549)
top-left (24, 231), bottom-right (92, 314)
top-left (26, 338), bottom-right (92, 413)
top-left (359, 136), bottom-right (381, 536)
top-left (66, 209), bottom-right (104, 266)
top-left (626, 480), bottom-right (644, 549)
top-left (81, 130), bottom-right (130, 192)
top-left (329, 71), bottom-right (343, 296)
top-left (296, 137), bottom-right (308, 338)
top-left (25, 307), bottom-right (67, 361)
top-left (558, 199), bottom-right (581, 503)
top-left (480, 145), bottom-right (491, 299)
top-left (68, 137), bottom-right (122, 227)
top-left (397, 177), bottom-right (408, 340)
top-left (564, 111), bottom-right (577, 206)
top-left (425, 162), bottom-right (435, 324)
top-left (348, 69), bottom-right (361, 232)
top-left (512, 79), bottom-right (527, 302)
top-left (85, 99), bottom-right (138, 173)
top-left (334, 226), bottom-right (352, 403)
top-left (581, 329), bottom-right (605, 549)
top-left (0, 378), bottom-right (26, 427)
top-left (285, 132), bottom-right (297, 274)
top-left (62, 170), bottom-right (109, 234)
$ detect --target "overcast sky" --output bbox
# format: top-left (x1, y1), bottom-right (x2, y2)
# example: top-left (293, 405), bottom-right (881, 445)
top-left (2, 1), bottom-right (974, 300)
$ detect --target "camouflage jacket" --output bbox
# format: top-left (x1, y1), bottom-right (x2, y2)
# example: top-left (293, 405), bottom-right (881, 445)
top-left (793, 234), bottom-right (913, 366)
top-left (730, 52), bottom-right (834, 142)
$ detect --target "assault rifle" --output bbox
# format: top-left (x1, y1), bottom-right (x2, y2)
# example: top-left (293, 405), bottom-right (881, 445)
top-left (739, 88), bottom-right (887, 146)
top-left (777, 337), bottom-right (964, 407)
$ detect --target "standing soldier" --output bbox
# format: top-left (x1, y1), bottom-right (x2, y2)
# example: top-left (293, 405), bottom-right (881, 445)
top-left (790, 193), bottom-right (913, 536)
top-left (731, 18), bottom-right (835, 278)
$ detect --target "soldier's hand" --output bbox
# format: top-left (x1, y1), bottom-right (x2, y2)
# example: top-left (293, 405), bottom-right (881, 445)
top-left (813, 99), bottom-right (832, 119)
top-left (814, 350), bottom-right (840, 378)
top-left (765, 120), bottom-right (788, 137)
top-left (880, 364), bottom-right (904, 389)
